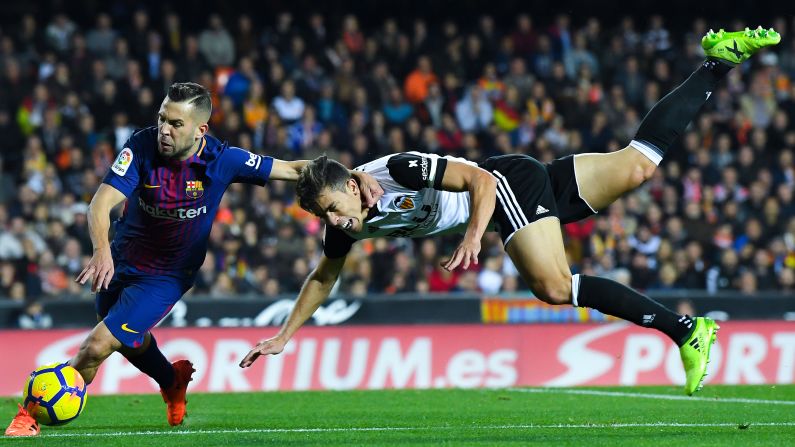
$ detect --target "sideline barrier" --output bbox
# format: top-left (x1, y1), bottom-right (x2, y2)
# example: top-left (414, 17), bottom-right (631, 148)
top-left (2, 321), bottom-right (794, 395)
top-left (2, 291), bottom-right (794, 329)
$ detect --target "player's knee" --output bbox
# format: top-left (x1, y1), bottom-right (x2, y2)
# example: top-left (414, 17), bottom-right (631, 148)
top-left (81, 340), bottom-right (110, 363)
top-left (629, 161), bottom-right (656, 189)
top-left (532, 274), bottom-right (573, 305)
top-left (78, 332), bottom-right (117, 364)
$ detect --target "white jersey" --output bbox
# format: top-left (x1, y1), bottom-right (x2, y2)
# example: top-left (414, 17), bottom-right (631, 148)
top-left (323, 151), bottom-right (479, 258)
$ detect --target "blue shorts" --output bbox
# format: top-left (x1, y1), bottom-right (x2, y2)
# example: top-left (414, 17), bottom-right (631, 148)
top-left (96, 267), bottom-right (193, 348)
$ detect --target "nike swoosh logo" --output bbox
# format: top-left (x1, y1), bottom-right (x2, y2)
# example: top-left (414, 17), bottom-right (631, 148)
top-left (121, 323), bottom-right (140, 334)
top-left (144, 184), bottom-right (161, 189)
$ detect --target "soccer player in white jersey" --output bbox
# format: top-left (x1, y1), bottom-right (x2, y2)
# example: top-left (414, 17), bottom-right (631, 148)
top-left (239, 28), bottom-right (780, 396)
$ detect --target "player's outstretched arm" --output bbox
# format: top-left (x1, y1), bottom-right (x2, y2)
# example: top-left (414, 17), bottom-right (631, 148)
top-left (270, 159), bottom-right (383, 206)
top-left (439, 161), bottom-right (498, 271)
top-left (75, 184), bottom-right (127, 292)
top-left (269, 159), bottom-right (311, 181)
top-left (239, 254), bottom-right (346, 368)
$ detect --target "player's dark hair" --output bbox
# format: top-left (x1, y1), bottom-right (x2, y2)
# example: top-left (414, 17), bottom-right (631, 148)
top-left (167, 82), bottom-right (212, 120)
top-left (296, 156), bottom-right (351, 214)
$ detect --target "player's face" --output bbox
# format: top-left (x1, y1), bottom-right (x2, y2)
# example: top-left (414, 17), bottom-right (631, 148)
top-left (157, 98), bottom-right (203, 160)
top-left (315, 181), bottom-right (367, 233)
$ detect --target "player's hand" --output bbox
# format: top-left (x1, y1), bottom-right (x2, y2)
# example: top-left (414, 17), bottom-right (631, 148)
top-left (75, 246), bottom-right (114, 293)
top-left (239, 336), bottom-right (287, 368)
top-left (353, 171), bottom-right (384, 207)
top-left (441, 237), bottom-right (481, 272)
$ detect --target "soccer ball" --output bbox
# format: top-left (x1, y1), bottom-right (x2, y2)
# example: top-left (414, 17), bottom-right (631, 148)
top-left (22, 362), bottom-right (88, 426)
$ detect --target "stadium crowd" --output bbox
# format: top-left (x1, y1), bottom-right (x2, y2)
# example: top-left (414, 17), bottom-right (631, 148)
top-left (0, 8), bottom-right (794, 307)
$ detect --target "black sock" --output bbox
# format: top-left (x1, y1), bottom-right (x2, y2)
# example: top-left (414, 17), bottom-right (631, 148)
top-left (123, 335), bottom-right (175, 389)
top-left (573, 274), bottom-right (694, 345)
top-left (632, 59), bottom-right (734, 161)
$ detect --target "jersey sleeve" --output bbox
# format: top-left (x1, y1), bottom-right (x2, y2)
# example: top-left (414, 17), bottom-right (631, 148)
top-left (322, 225), bottom-right (356, 258)
top-left (385, 153), bottom-right (448, 190)
top-left (102, 142), bottom-right (142, 197)
top-left (220, 147), bottom-right (274, 186)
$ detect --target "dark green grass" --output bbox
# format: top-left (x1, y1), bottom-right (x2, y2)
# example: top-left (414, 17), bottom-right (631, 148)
top-left (2, 385), bottom-right (794, 446)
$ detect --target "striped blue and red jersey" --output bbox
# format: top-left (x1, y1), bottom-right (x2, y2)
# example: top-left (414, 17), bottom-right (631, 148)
top-left (103, 127), bottom-right (273, 276)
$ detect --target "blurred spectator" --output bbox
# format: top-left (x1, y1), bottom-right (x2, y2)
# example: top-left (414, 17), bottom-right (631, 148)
top-left (404, 56), bottom-right (438, 104)
top-left (383, 86), bottom-right (413, 125)
top-left (455, 86), bottom-right (492, 132)
top-left (645, 15), bottom-right (672, 54)
top-left (45, 14), bottom-right (76, 55)
top-left (477, 257), bottom-right (503, 294)
top-left (198, 14), bottom-right (235, 67)
top-left (272, 80), bottom-right (305, 124)
top-left (224, 57), bottom-right (260, 107)
top-left (779, 268), bottom-right (795, 291)
top-left (287, 106), bottom-right (323, 154)
top-left (565, 31), bottom-right (599, 79)
top-left (210, 272), bottom-right (236, 298)
top-left (706, 249), bottom-right (741, 293)
top-left (739, 270), bottom-right (759, 295)
top-left (177, 35), bottom-right (208, 81)
top-left (429, 261), bottom-right (459, 293)
top-left (477, 63), bottom-right (505, 101)
top-left (0, 6), bottom-right (791, 303)
top-left (86, 13), bottom-right (117, 58)
top-left (18, 302), bottom-right (53, 329)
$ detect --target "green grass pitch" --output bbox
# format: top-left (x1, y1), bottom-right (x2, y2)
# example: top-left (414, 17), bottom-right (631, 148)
top-left (2, 385), bottom-right (794, 446)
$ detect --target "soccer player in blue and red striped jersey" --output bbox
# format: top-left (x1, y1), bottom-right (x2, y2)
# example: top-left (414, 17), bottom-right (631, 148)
top-left (5, 82), bottom-right (382, 436)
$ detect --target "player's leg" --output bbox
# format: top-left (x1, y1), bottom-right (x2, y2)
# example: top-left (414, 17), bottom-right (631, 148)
top-left (118, 330), bottom-right (196, 427)
top-left (117, 331), bottom-right (177, 392)
top-left (119, 331), bottom-right (194, 427)
top-left (505, 218), bottom-right (694, 341)
top-left (93, 274), bottom-right (195, 425)
top-left (70, 320), bottom-right (172, 387)
top-left (547, 149), bottom-right (720, 395)
top-left (5, 316), bottom-right (119, 436)
top-left (505, 219), bottom-right (718, 394)
top-left (569, 148), bottom-right (654, 212)
top-left (488, 154), bottom-right (693, 339)
top-left (69, 321), bottom-right (124, 383)
top-left (490, 154), bottom-right (716, 394)
top-left (574, 27), bottom-right (781, 211)
top-left (6, 306), bottom-right (121, 436)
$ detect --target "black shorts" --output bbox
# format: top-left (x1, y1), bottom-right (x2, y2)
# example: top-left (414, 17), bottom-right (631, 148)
top-left (478, 154), bottom-right (597, 244)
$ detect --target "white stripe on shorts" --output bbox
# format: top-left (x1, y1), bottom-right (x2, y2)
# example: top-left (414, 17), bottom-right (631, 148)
top-left (495, 182), bottom-right (521, 231)
top-left (493, 170), bottom-right (530, 232)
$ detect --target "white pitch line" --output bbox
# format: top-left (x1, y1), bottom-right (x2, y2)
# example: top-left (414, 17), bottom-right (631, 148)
top-left (18, 421), bottom-right (795, 438)
top-left (509, 388), bottom-right (795, 405)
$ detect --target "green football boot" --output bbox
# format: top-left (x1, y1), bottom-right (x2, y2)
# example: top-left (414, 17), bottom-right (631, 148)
top-left (701, 26), bottom-right (781, 64)
top-left (679, 317), bottom-right (720, 396)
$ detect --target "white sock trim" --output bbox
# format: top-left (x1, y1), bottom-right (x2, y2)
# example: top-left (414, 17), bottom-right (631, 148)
top-left (630, 139), bottom-right (663, 166)
top-left (571, 273), bottom-right (581, 307)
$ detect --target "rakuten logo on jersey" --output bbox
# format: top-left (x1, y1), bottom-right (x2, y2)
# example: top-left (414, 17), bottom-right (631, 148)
top-left (138, 197), bottom-right (207, 220)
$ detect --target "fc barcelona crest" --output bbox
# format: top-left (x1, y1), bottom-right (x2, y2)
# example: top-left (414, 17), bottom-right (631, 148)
top-left (186, 180), bottom-right (204, 199)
